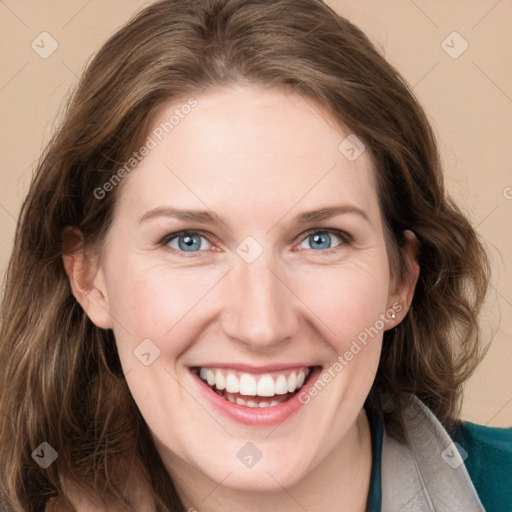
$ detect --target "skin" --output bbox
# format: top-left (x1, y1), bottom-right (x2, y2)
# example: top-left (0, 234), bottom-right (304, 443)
top-left (63, 84), bottom-right (419, 511)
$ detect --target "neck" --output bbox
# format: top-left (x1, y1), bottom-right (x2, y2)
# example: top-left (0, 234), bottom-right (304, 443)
top-left (168, 409), bottom-right (373, 512)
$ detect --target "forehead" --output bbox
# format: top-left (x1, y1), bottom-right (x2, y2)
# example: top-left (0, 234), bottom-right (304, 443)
top-left (116, 85), bottom-right (380, 229)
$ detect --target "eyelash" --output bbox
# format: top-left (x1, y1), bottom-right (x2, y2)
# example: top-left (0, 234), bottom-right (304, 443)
top-left (158, 228), bottom-right (353, 257)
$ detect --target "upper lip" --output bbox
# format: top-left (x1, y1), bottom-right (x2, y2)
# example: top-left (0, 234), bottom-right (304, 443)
top-left (190, 363), bottom-right (320, 373)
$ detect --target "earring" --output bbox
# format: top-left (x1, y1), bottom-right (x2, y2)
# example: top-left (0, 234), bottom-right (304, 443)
top-left (390, 312), bottom-right (396, 320)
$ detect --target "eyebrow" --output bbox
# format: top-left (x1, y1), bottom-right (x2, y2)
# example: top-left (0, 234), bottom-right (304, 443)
top-left (291, 205), bottom-right (370, 225)
top-left (139, 205), bottom-right (371, 226)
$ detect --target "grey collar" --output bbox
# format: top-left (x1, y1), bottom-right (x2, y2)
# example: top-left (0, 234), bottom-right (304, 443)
top-left (381, 395), bottom-right (485, 511)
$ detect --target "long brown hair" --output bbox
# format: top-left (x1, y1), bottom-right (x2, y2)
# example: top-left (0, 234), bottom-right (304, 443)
top-left (0, 0), bottom-right (490, 510)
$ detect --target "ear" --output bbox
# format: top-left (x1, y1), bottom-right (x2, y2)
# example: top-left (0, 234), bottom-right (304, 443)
top-left (61, 227), bottom-right (114, 330)
top-left (386, 229), bottom-right (420, 328)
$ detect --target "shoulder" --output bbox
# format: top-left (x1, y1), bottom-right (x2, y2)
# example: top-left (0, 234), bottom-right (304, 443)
top-left (452, 420), bottom-right (512, 512)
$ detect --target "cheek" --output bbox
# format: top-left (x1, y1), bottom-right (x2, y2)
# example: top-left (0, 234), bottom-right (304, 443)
top-left (294, 257), bottom-right (391, 350)
top-left (107, 260), bottom-right (207, 343)
top-left (104, 262), bottom-right (203, 429)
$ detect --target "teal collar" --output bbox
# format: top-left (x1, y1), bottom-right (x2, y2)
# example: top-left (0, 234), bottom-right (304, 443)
top-left (365, 402), bottom-right (382, 512)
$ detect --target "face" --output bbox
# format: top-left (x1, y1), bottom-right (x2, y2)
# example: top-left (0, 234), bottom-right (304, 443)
top-left (76, 85), bottom-right (410, 494)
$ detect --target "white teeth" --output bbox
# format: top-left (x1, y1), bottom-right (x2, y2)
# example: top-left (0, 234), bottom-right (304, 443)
top-left (287, 372), bottom-right (297, 393)
top-left (239, 374), bottom-right (257, 396)
top-left (225, 374), bottom-right (240, 393)
top-left (206, 369), bottom-right (215, 387)
top-left (198, 367), bottom-right (311, 397)
top-left (275, 375), bottom-right (289, 395)
top-left (257, 374), bottom-right (275, 397)
top-left (235, 397), bottom-right (246, 406)
top-left (215, 369), bottom-right (226, 390)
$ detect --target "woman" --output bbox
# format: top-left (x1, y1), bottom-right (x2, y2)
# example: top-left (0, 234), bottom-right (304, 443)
top-left (0, 0), bottom-right (510, 510)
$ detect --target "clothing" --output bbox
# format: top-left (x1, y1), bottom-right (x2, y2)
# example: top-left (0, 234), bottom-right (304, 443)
top-left (365, 395), bottom-right (512, 512)
top-left (450, 420), bottom-right (512, 512)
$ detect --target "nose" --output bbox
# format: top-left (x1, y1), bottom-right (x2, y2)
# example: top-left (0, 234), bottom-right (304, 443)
top-left (220, 255), bottom-right (299, 352)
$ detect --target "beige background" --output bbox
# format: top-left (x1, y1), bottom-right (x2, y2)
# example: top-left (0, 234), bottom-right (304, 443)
top-left (0, 1), bottom-right (510, 426)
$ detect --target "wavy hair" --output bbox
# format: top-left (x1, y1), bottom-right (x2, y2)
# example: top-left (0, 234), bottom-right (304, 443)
top-left (0, 0), bottom-right (490, 510)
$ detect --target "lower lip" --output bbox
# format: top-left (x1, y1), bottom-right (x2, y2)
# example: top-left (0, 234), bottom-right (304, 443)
top-left (190, 367), bottom-right (323, 427)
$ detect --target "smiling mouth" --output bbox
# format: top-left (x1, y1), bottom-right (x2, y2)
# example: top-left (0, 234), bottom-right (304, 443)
top-left (192, 366), bottom-right (316, 408)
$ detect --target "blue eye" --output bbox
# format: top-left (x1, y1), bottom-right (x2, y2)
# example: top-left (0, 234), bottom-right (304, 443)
top-left (163, 231), bottom-right (212, 253)
top-left (298, 230), bottom-right (346, 251)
